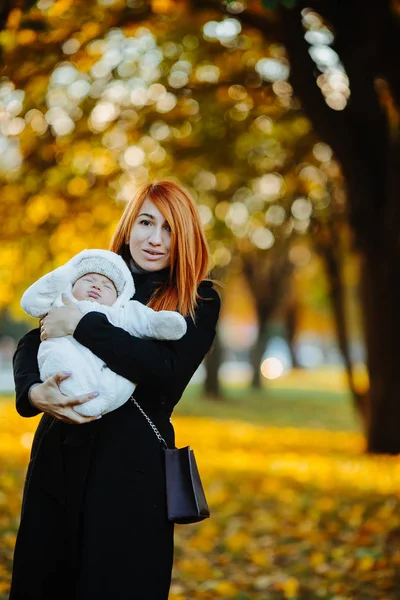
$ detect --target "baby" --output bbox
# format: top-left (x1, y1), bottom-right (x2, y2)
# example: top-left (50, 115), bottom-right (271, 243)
top-left (21, 249), bottom-right (187, 417)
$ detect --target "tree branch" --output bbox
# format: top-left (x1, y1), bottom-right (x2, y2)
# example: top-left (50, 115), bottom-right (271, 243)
top-left (189, 0), bottom-right (284, 41)
top-left (275, 3), bottom-right (388, 248)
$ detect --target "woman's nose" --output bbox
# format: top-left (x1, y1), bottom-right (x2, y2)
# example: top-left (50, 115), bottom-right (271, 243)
top-left (148, 227), bottom-right (162, 245)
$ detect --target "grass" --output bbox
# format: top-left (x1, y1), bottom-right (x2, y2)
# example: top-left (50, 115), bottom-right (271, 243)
top-left (175, 367), bottom-right (361, 433)
top-left (177, 385), bottom-right (359, 432)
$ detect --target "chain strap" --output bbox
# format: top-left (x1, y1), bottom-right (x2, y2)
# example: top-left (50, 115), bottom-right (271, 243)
top-left (130, 396), bottom-right (168, 449)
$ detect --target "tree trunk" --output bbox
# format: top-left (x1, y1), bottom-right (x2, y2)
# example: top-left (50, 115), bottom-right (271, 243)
top-left (241, 248), bottom-right (293, 390)
top-left (250, 318), bottom-right (269, 389)
top-left (315, 225), bottom-right (367, 421)
top-left (359, 226), bottom-right (400, 452)
top-left (285, 301), bottom-right (301, 369)
top-left (204, 327), bottom-right (223, 400)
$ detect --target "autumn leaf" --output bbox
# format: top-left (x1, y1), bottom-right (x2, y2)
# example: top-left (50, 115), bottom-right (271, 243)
top-left (2, 400), bottom-right (400, 598)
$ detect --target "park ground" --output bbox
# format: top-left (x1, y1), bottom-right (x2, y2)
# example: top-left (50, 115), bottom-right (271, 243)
top-left (1, 369), bottom-right (400, 599)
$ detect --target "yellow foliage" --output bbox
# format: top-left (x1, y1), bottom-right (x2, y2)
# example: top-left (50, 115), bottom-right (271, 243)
top-left (49, 198), bottom-right (67, 219)
top-left (0, 30), bottom-right (17, 52)
top-left (91, 149), bottom-right (117, 176)
top-left (169, 593), bottom-right (185, 600)
top-left (26, 195), bottom-right (50, 225)
top-left (151, 0), bottom-right (179, 13)
top-left (213, 580), bottom-right (237, 596)
top-left (67, 177), bottom-right (89, 196)
top-left (358, 556), bottom-right (375, 571)
top-left (309, 552), bottom-right (325, 566)
top-left (178, 557), bottom-right (214, 579)
top-left (6, 9), bottom-right (22, 30)
top-left (2, 402), bottom-right (400, 598)
top-left (250, 550), bottom-right (271, 567)
top-left (80, 22), bottom-right (102, 40)
top-left (47, 0), bottom-right (74, 18)
top-left (281, 577), bottom-right (300, 598)
top-left (16, 30), bottom-right (37, 45)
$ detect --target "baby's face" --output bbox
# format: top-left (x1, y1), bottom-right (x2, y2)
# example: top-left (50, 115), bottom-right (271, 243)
top-left (72, 273), bottom-right (117, 306)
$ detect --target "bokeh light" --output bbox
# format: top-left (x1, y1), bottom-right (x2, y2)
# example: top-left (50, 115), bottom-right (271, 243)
top-left (302, 8), bottom-right (350, 111)
top-left (261, 357), bottom-right (284, 379)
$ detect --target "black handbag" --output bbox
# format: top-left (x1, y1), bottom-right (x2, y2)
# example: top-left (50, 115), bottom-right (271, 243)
top-left (131, 398), bottom-right (210, 524)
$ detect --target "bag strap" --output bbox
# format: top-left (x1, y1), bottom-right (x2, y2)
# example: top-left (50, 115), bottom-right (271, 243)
top-left (130, 396), bottom-right (168, 449)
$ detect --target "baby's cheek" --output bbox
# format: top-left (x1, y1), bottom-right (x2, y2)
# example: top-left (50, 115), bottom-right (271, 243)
top-left (103, 295), bottom-right (116, 307)
top-left (72, 288), bottom-right (86, 301)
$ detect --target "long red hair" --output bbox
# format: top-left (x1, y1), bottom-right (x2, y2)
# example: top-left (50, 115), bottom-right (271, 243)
top-left (110, 180), bottom-right (210, 318)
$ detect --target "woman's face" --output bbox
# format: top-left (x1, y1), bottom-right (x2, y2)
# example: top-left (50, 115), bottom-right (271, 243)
top-left (129, 198), bottom-right (172, 272)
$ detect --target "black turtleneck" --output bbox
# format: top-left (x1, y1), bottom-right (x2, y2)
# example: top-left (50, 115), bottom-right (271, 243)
top-left (13, 269), bottom-right (220, 417)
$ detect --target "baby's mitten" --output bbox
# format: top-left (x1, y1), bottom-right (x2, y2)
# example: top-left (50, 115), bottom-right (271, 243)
top-left (21, 263), bottom-right (77, 318)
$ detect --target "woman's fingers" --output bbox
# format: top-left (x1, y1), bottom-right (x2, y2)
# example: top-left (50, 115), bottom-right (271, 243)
top-left (40, 318), bottom-right (46, 341)
top-left (41, 304), bottom-right (83, 338)
top-left (40, 316), bottom-right (49, 339)
top-left (40, 314), bottom-right (51, 340)
top-left (43, 374), bottom-right (101, 420)
top-left (61, 408), bottom-right (101, 424)
top-left (49, 400), bottom-right (101, 424)
top-left (29, 377), bottom-right (101, 423)
top-left (66, 391), bottom-right (99, 407)
top-left (49, 371), bottom-right (72, 387)
top-left (61, 295), bottom-right (74, 305)
top-left (60, 392), bottom-right (102, 422)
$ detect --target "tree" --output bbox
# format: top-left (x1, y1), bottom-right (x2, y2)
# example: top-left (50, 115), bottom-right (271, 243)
top-left (1, 1), bottom-right (346, 407)
top-left (204, 326), bottom-right (224, 398)
top-left (243, 240), bottom-right (293, 388)
top-left (272, 0), bottom-right (400, 453)
top-left (212, 0), bottom-right (400, 452)
top-left (0, 1), bottom-right (37, 32)
top-left (0, 1), bottom-right (322, 315)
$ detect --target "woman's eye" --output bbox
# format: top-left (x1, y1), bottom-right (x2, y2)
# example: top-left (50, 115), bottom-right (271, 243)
top-left (140, 219), bottom-right (151, 226)
top-left (164, 224), bottom-right (171, 232)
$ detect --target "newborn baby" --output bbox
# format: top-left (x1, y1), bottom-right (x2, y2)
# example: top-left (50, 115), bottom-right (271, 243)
top-left (21, 249), bottom-right (187, 417)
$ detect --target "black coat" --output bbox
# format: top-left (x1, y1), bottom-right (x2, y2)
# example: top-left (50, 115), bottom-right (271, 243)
top-left (9, 269), bottom-right (220, 600)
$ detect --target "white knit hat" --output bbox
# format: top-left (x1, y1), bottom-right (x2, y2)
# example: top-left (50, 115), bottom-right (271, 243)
top-left (69, 249), bottom-right (135, 307)
top-left (72, 257), bottom-right (125, 295)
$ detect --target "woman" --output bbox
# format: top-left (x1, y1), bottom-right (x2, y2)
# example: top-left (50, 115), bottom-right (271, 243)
top-left (10, 181), bottom-right (220, 600)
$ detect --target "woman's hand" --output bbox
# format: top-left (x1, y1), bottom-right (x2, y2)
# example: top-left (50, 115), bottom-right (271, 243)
top-left (30, 372), bottom-right (101, 424)
top-left (40, 296), bottom-right (82, 341)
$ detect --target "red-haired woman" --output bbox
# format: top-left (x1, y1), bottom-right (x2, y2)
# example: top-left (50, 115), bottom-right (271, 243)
top-left (10, 181), bottom-right (220, 600)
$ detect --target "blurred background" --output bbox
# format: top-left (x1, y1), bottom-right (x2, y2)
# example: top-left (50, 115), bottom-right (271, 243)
top-left (2, 1), bottom-right (400, 599)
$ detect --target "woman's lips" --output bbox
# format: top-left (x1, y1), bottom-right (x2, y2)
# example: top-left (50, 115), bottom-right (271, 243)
top-left (143, 249), bottom-right (164, 260)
